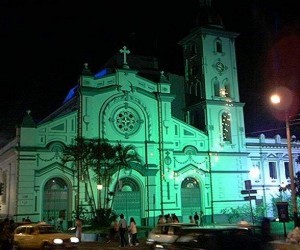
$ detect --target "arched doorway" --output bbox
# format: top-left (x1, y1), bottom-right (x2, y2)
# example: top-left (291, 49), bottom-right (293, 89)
top-left (43, 177), bottom-right (69, 230)
top-left (112, 177), bottom-right (142, 225)
top-left (181, 177), bottom-right (201, 223)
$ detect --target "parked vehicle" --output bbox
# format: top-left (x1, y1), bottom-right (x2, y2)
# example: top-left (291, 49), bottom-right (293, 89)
top-left (151, 225), bottom-right (265, 250)
top-left (146, 222), bottom-right (197, 248)
top-left (13, 222), bottom-right (80, 249)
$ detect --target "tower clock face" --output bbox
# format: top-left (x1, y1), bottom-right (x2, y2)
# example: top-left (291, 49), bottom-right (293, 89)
top-left (213, 59), bottom-right (227, 74)
top-left (216, 61), bottom-right (225, 73)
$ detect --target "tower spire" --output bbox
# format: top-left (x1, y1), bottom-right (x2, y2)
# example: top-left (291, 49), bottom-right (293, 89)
top-left (196, 0), bottom-right (223, 28)
top-left (199, 0), bottom-right (211, 7)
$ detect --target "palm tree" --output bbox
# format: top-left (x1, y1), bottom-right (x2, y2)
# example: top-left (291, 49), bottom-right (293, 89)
top-left (62, 137), bottom-right (142, 222)
top-left (110, 142), bottom-right (142, 208)
top-left (62, 137), bottom-right (97, 216)
top-left (89, 139), bottom-right (116, 210)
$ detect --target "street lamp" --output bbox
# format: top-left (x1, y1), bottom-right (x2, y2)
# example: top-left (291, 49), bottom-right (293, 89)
top-left (97, 184), bottom-right (103, 209)
top-left (271, 93), bottom-right (298, 226)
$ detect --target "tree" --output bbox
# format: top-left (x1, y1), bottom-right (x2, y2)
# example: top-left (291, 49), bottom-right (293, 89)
top-left (270, 171), bottom-right (300, 222)
top-left (62, 137), bottom-right (142, 225)
top-left (110, 142), bottom-right (142, 208)
top-left (89, 139), bottom-right (118, 210)
top-left (294, 171), bottom-right (300, 197)
top-left (62, 137), bottom-right (97, 217)
top-left (221, 204), bottom-right (270, 224)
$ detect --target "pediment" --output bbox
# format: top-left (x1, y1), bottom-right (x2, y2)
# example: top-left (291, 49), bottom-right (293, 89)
top-left (35, 162), bottom-right (74, 177)
top-left (175, 163), bottom-right (208, 176)
top-left (268, 153), bottom-right (277, 158)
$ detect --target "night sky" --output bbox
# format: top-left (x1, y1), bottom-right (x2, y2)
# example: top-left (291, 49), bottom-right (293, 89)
top-left (1, 0), bottom-right (300, 144)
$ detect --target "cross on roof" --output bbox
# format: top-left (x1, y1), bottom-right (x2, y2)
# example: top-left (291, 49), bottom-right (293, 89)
top-left (119, 46), bottom-right (130, 67)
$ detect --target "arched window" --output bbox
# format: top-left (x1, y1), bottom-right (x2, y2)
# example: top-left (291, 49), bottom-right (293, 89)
top-left (222, 112), bottom-right (232, 142)
top-left (181, 177), bottom-right (199, 188)
top-left (183, 146), bottom-right (197, 156)
top-left (215, 38), bottom-right (222, 53)
top-left (223, 79), bottom-right (230, 97)
top-left (47, 142), bottom-right (65, 153)
top-left (115, 178), bottom-right (139, 192)
top-left (188, 83), bottom-right (193, 95)
top-left (213, 78), bottom-right (220, 96)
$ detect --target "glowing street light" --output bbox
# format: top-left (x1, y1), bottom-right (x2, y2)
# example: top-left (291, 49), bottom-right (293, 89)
top-left (270, 93), bottom-right (298, 226)
top-left (97, 184), bottom-right (103, 209)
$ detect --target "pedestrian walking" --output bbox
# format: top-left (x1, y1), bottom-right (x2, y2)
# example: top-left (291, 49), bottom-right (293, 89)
top-left (118, 214), bottom-right (128, 247)
top-left (75, 217), bottom-right (82, 242)
top-left (128, 217), bottom-right (139, 246)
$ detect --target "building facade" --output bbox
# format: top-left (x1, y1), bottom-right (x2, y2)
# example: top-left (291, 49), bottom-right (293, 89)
top-left (0, 3), bottom-right (299, 228)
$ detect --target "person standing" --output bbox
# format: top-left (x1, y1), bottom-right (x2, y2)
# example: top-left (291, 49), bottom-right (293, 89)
top-left (75, 217), bottom-right (82, 242)
top-left (158, 215), bottom-right (166, 224)
top-left (118, 214), bottom-right (128, 247)
top-left (189, 215), bottom-right (195, 224)
top-left (57, 217), bottom-right (63, 231)
top-left (128, 217), bottom-right (139, 246)
top-left (194, 212), bottom-right (199, 226)
top-left (171, 213), bottom-right (179, 223)
top-left (107, 216), bottom-right (119, 243)
top-left (200, 210), bottom-right (204, 226)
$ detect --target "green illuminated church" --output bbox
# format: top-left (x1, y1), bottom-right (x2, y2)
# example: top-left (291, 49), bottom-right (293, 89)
top-left (0, 2), bottom-right (299, 227)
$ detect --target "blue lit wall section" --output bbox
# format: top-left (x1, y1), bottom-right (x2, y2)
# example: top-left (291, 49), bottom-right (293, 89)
top-left (63, 85), bottom-right (78, 103)
top-left (95, 68), bottom-right (108, 79)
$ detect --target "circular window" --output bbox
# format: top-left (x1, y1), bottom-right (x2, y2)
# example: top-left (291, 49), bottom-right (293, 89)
top-left (112, 107), bottom-right (141, 136)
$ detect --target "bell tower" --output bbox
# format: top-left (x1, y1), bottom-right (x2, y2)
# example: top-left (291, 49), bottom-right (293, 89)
top-left (178, 0), bottom-right (246, 152)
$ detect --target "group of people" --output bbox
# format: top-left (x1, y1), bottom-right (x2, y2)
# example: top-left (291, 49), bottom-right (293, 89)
top-left (107, 214), bottom-right (139, 247)
top-left (157, 211), bottom-right (204, 226)
top-left (190, 211), bottom-right (204, 226)
top-left (158, 213), bottom-right (180, 224)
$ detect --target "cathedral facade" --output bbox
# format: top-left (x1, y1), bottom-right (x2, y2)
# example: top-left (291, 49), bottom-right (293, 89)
top-left (0, 6), bottom-right (299, 228)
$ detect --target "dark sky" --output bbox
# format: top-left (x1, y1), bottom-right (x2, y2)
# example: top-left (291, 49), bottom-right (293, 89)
top-left (1, 0), bottom-right (300, 143)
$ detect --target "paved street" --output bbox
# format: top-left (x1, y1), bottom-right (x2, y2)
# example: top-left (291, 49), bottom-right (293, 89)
top-left (75, 229), bottom-right (298, 250)
top-left (77, 234), bottom-right (300, 250)
top-left (78, 238), bottom-right (148, 249)
top-left (78, 239), bottom-right (300, 250)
